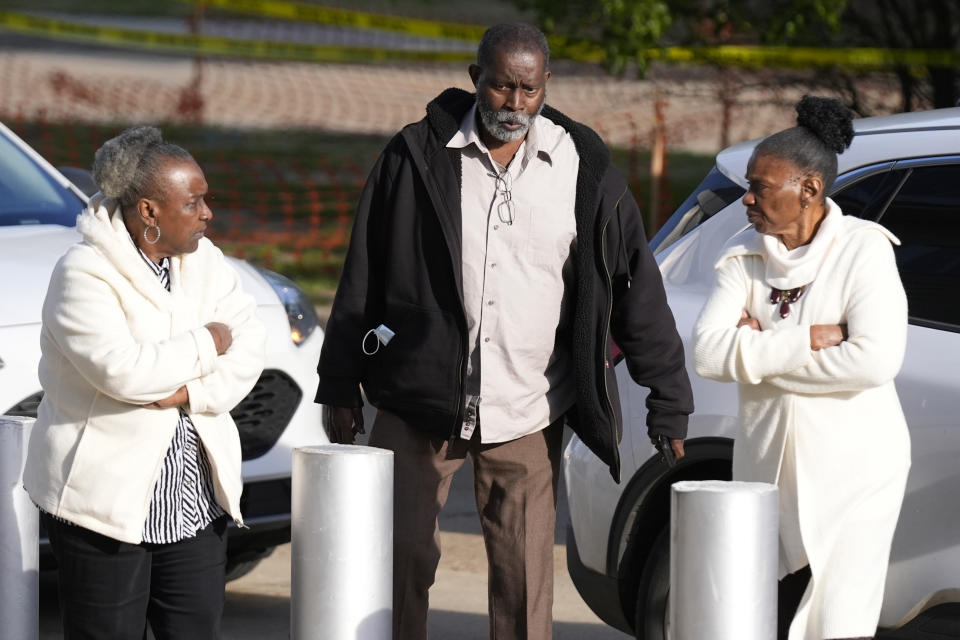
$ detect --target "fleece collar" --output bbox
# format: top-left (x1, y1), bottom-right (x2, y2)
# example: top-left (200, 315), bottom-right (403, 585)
top-left (75, 193), bottom-right (182, 311)
top-left (445, 103), bottom-right (557, 171)
top-left (424, 88), bottom-right (610, 185)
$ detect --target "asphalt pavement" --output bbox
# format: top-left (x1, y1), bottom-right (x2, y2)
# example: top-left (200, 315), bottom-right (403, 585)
top-left (218, 431), bottom-right (634, 639)
top-left (38, 419), bottom-right (632, 639)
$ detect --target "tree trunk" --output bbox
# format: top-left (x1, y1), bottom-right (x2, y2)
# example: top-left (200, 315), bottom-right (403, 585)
top-left (929, 66), bottom-right (959, 108)
top-left (898, 68), bottom-right (915, 112)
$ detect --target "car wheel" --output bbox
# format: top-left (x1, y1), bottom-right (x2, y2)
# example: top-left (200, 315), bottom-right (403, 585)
top-left (635, 527), bottom-right (670, 640)
top-left (225, 546), bottom-right (275, 582)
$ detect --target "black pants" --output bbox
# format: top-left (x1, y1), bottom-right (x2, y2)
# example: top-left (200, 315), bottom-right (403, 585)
top-left (44, 513), bottom-right (229, 640)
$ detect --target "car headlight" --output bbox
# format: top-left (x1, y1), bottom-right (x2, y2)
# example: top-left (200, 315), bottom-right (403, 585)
top-left (254, 267), bottom-right (318, 346)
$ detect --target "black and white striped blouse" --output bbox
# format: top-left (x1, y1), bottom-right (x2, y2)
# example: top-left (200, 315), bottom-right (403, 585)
top-left (138, 249), bottom-right (225, 544)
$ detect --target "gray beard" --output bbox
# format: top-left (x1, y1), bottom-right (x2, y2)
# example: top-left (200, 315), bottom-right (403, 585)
top-left (476, 92), bottom-right (546, 143)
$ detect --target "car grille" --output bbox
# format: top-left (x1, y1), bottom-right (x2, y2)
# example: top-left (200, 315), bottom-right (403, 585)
top-left (232, 369), bottom-right (302, 460)
top-left (3, 369), bottom-right (301, 461)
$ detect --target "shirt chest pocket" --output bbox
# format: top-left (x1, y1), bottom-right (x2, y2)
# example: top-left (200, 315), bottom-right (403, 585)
top-left (524, 206), bottom-right (577, 267)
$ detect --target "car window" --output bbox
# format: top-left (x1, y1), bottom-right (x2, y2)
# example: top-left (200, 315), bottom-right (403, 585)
top-left (875, 163), bottom-right (960, 329)
top-left (831, 165), bottom-right (906, 221)
top-left (0, 132), bottom-right (83, 227)
top-left (651, 166), bottom-right (745, 255)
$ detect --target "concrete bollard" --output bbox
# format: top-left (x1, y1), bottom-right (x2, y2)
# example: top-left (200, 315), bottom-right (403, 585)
top-left (0, 416), bottom-right (38, 640)
top-left (291, 444), bottom-right (394, 640)
top-left (670, 480), bottom-right (778, 640)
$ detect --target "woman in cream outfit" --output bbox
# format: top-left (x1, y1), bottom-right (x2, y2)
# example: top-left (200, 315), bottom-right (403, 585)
top-left (24, 126), bottom-right (265, 639)
top-left (693, 97), bottom-right (910, 640)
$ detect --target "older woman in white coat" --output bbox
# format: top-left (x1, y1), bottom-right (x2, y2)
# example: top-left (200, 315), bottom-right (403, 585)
top-left (24, 126), bottom-right (265, 639)
top-left (693, 96), bottom-right (910, 640)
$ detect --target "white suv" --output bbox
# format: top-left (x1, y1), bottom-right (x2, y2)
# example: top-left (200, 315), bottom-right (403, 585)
top-left (0, 121), bottom-right (329, 578)
top-left (564, 107), bottom-right (960, 639)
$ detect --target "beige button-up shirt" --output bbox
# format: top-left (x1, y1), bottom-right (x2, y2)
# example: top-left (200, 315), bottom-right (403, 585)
top-left (446, 104), bottom-right (579, 443)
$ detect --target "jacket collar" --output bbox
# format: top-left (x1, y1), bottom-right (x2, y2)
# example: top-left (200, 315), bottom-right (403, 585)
top-left (76, 193), bottom-right (175, 311)
top-left (445, 103), bottom-right (555, 170)
top-left (425, 88), bottom-right (610, 184)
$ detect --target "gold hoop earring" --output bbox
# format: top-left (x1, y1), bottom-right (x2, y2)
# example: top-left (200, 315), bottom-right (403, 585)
top-left (144, 225), bottom-right (161, 245)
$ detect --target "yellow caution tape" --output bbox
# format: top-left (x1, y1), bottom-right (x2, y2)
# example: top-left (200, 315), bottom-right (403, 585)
top-left (2, 10), bottom-right (958, 69)
top-left (182, 0), bottom-right (960, 68)
top-left (0, 11), bottom-right (474, 63)
top-left (180, 0), bottom-right (606, 61)
top-left (651, 45), bottom-right (960, 69)
top-left (189, 0), bottom-right (487, 41)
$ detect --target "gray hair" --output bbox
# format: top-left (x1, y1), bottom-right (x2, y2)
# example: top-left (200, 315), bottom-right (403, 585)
top-left (477, 23), bottom-right (550, 71)
top-left (754, 96), bottom-right (854, 193)
top-left (92, 125), bottom-right (194, 207)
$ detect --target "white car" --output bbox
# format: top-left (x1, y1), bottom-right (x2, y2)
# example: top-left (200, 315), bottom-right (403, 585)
top-left (564, 106), bottom-right (960, 638)
top-left (0, 120), bottom-right (328, 577)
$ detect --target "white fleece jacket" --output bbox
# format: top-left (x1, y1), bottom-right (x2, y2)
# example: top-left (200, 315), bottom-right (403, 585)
top-left (24, 194), bottom-right (266, 544)
top-left (693, 201), bottom-right (911, 640)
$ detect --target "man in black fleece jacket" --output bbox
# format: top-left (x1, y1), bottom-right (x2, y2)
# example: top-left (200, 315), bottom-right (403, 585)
top-left (316, 23), bottom-right (693, 640)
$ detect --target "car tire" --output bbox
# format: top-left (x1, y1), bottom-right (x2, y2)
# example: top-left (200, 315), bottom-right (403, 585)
top-left (225, 546), bottom-right (275, 582)
top-left (634, 527), bottom-right (670, 640)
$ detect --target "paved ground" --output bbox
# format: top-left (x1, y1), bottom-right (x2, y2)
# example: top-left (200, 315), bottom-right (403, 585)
top-left (218, 446), bottom-right (633, 639)
top-left (38, 420), bottom-right (631, 639)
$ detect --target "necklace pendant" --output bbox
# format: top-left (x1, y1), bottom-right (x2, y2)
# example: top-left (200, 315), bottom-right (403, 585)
top-left (771, 285), bottom-right (806, 319)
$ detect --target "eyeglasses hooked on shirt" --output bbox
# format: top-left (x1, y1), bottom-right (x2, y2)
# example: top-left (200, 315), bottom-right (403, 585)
top-left (493, 171), bottom-right (515, 226)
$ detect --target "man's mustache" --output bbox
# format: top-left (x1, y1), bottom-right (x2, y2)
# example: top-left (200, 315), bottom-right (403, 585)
top-left (492, 111), bottom-right (532, 125)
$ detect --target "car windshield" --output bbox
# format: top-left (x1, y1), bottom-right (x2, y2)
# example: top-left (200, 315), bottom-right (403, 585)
top-left (0, 132), bottom-right (83, 227)
top-left (651, 166), bottom-right (745, 255)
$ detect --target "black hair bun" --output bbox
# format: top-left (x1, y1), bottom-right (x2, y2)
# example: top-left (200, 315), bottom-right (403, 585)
top-left (795, 95), bottom-right (854, 154)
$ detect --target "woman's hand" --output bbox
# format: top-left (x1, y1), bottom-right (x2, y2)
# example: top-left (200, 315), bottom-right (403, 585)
top-left (737, 309), bottom-right (761, 331)
top-left (810, 324), bottom-right (848, 350)
top-left (205, 322), bottom-right (233, 355)
top-left (145, 385), bottom-right (189, 409)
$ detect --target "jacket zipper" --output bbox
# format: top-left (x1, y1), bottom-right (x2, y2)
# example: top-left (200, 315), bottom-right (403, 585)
top-left (598, 188), bottom-right (628, 481)
top-left (398, 131), bottom-right (468, 443)
top-left (449, 334), bottom-right (466, 445)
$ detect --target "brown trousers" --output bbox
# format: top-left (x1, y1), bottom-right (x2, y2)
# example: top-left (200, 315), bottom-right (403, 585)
top-left (369, 410), bottom-right (564, 640)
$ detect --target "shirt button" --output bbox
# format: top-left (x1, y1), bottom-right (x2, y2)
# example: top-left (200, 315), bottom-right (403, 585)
top-left (487, 300), bottom-right (494, 306)
top-left (493, 224), bottom-right (499, 230)
top-left (484, 337), bottom-right (490, 343)
top-left (490, 263), bottom-right (497, 268)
